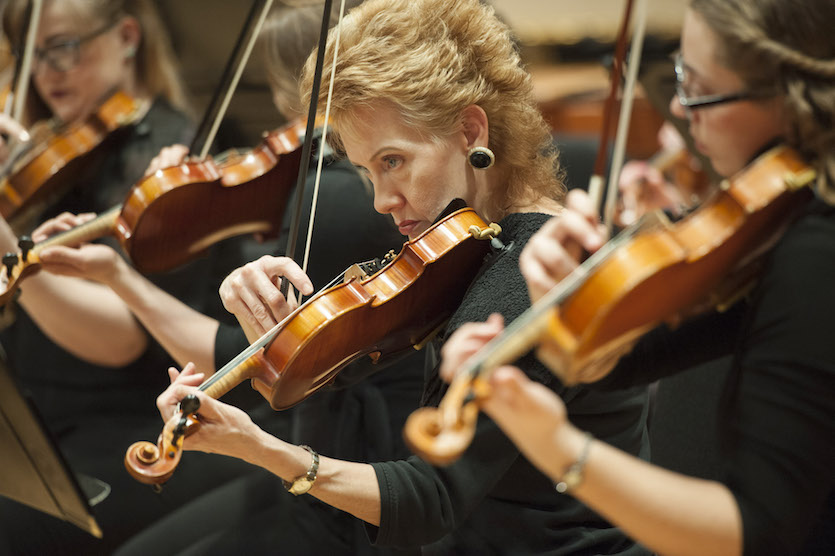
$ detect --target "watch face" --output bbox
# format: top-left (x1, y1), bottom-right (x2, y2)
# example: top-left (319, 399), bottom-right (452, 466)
top-left (290, 478), bottom-right (312, 495)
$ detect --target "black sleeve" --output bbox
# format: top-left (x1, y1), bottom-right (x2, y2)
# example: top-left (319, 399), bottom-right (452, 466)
top-left (368, 415), bottom-right (519, 547)
top-left (724, 211), bottom-right (835, 555)
top-left (214, 321), bottom-right (249, 370)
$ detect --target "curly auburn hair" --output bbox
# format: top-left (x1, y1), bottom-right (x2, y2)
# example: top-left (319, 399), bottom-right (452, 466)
top-left (299, 0), bottom-right (564, 221)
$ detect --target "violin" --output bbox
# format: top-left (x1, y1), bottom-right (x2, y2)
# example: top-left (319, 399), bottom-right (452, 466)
top-left (617, 146), bottom-right (714, 227)
top-left (648, 146), bottom-right (712, 206)
top-left (124, 205), bottom-right (501, 485)
top-left (403, 145), bottom-right (816, 466)
top-left (117, 119), bottom-right (305, 273)
top-left (0, 89), bottom-right (150, 228)
top-left (0, 118), bottom-right (306, 305)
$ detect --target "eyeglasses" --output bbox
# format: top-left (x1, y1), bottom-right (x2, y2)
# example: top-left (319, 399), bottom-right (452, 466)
top-left (25, 21), bottom-right (117, 73)
top-left (673, 52), bottom-right (776, 110)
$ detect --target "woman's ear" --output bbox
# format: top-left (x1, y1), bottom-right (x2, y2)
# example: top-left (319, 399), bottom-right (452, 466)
top-left (117, 16), bottom-right (142, 58)
top-left (460, 104), bottom-right (489, 149)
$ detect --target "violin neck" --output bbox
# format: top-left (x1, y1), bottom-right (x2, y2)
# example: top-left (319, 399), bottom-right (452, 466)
top-left (34, 204), bottom-right (121, 256)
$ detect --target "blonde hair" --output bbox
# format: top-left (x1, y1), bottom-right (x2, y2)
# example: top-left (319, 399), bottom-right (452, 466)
top-left (299, 0), bottom-right (563, 221)
top-left (3, 0), bottom-right (188, 125)
top-left (691, 0), bottom-right (835, 204)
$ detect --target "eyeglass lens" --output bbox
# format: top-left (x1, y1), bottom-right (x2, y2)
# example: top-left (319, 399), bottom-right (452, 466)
top-left (36, 41), bottom-right (81, 72)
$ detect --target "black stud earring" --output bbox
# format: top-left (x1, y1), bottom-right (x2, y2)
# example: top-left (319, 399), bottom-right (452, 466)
top-left (468, 146), bottom-right (495, 169)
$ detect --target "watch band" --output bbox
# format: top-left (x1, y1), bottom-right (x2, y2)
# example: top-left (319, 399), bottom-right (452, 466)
top-left (283, 445), bottom-right (319, 496)
top-left (555, 432), bottom-right (593, 494)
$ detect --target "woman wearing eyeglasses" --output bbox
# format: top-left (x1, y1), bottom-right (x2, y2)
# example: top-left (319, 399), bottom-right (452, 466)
top-left (440, 0), bottom-right (835, 554)
top-left (0, 2), bottom-right (264, 555)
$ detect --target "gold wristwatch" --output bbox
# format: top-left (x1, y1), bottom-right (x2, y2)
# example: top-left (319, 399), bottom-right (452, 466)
top-left (283, 445), bottom-right (319, 496)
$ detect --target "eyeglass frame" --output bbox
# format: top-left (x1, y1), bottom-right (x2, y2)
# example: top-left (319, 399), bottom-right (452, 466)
top-left (16, 19), bottom-right (119, 74)
top-left (673, 51), bottom-right (777, 110)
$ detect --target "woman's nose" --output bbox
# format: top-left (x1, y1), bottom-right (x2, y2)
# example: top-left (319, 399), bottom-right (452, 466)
top-left (372, 179), bottom-right (404, 215)
top-left (669, 93), bottom-right (689, 120)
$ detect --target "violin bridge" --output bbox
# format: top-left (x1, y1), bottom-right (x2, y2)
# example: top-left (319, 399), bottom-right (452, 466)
top-left (343, 264), bottom-right (369, 283)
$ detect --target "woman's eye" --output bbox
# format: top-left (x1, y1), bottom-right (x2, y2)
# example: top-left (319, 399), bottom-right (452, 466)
top-left (383, 156), bottom-right (401, 170)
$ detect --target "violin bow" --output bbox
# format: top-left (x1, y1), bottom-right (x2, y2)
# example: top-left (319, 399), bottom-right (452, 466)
top-left (586, 0), bottom-right (635, 211)
top-left (191, 0), bottom-right (275, 159)
top-left (0, 0), bottom-right (42, 180)
top-left (587, 0), bottom-right (650, 233)
top-left (9, 0), bottom-right (42, 123)
top-left (280, 0), bottom-right (346, 302)
top-left (601, 0), bottom-right (649, 233)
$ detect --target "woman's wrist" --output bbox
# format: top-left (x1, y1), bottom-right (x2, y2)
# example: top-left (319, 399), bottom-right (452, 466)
top-left (545, 422), bottom-right (591, 485)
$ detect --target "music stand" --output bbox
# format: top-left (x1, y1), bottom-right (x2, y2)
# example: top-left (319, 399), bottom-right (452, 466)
top-left (0, 348), bottom-right (104, 538)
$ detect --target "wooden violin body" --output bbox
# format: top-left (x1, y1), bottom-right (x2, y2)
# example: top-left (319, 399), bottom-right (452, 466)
top-left (125, 206), bottom-right (498, 483)
top-left (542, 145), bottom-right (814, 385)
top-left (0, 90), bottom-right (149, 227)
top-left (259, 207), bottom-right (494, 410)
top-left (118, 119), bottom-right (304, 273)
top-left (404, 145), bottom-right (816, 465)
top-left (0, 120), bottom-right (306, 305)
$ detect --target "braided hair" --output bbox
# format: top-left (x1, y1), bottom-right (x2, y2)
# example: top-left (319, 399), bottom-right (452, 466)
top-left (691, 0), bottom-right (835, 203)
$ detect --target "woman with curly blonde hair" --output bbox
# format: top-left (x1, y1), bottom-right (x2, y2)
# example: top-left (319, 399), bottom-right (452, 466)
top-left (150, 0), bottom-right (652, 553)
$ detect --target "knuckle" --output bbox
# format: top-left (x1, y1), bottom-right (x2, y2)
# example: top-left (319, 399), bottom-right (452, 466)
top-left (251, 305), bottom-right (271, 323)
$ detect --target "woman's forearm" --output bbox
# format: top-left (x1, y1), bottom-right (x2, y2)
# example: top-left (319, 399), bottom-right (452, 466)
top-left (248, 428), bottom-right (382, 525)
top-left (538, 424), bottom-right (743, 556)
top-left (104, 260), bottom-right (220, 372)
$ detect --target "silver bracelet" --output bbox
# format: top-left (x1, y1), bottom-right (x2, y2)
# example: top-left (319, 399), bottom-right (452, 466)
top-left (555, 432), bottom-right (593, 494)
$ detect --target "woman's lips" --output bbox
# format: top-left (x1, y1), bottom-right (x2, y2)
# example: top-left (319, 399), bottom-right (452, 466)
top-left (397, 220), bottom-right (419, 236)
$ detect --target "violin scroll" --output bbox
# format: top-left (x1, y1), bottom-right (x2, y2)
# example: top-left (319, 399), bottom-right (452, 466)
top-left (402, 374), bottom-right (490, 466)
top-left (124, 394), bottom-right (201, 486)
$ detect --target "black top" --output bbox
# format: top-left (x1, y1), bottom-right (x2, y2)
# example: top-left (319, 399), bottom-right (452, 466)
top-left (600, 197), bottom-right (835, 555)
top-left (368, 212), bottom-right (651, 555)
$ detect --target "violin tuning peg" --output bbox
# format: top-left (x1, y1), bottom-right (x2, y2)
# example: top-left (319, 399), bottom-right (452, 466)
top-left (2, 252), bottom-right (18, 277)
top-left (179, 393), bottom-right (200, 415)
top-left (18, 236), bottom-right (34, 260)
